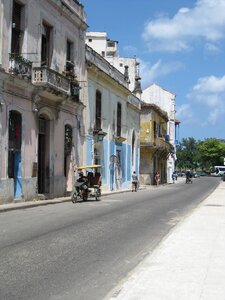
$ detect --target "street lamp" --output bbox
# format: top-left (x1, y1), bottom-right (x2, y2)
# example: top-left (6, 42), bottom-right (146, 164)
top-left (93, 129), bottom-right (107, 142)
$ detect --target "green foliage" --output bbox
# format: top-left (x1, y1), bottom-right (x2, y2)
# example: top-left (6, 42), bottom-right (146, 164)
top-left (176, 137), bottom-right (199, 170)
top-left (9, 53), bottom-right (32, 67)
top-left (176, 137), bottom-right (225, 171)
top-left (197, 138), bottom-right (225, 168)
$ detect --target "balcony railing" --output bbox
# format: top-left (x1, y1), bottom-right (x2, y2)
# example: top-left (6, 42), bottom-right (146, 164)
top-left (140, 135), bottom-right (172, 151)
top-left (9, 53), bottom-right (32, 79)
top-left (32, 66), bottom-right (70, 95)
top-left (86, 45), bottom-right (129, 88)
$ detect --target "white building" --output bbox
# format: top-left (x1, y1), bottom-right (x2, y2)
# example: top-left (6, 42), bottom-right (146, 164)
top-left (141, 83), bottom-right (176, 183)
top-left (86, 32), bottom-right (142, 99)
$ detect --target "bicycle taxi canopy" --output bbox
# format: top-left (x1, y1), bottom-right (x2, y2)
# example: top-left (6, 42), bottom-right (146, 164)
top-left (75, 164), bottom-right (102, 171)
top-left (75, 165), bottom-right (102, 188)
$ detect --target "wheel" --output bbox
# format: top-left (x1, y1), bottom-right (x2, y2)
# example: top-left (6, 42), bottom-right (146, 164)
top-left (71, 191), bottom-right (78, 203)
top-left (95, 189), bottom-right (101, 201)
top-left (82, 191), bottom-right (88, 201)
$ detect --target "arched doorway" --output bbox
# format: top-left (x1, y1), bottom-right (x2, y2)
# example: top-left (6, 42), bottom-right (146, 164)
top-left (8, 110), bottom-right (22, 198)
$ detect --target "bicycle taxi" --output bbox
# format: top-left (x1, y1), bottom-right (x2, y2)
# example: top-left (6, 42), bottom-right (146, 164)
top-left (71, 164), bottom-right (102, 203)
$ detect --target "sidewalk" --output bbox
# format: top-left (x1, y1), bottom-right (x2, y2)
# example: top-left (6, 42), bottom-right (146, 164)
top-left (0, 178), bottom-right (184, 213)
top-left (106, 181), bottom-right (225, 300)
top-left (0, 187), bottom-right (141, 213)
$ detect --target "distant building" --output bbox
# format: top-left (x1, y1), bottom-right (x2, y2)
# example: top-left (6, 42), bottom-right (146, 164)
top-left (86, 32), bottom-right (142, 99)
top-left (141, 84), bottom-right (176, 183)
top-left (140, 102), bottom-right (173, 185)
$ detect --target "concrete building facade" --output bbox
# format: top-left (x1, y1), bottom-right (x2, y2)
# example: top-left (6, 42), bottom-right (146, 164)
top-left (0, 0), bottom-right (87, 204)
top-left (140, 102), bottom-right (173, 185)
top-left (141, 83), bottom-right (176, 183)
top-left (85, 45), bottom-right (140, 192)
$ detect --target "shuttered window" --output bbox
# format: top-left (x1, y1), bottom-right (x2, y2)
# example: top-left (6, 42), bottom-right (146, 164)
top-left (11, 1), bottom-right (23, 53)
top-left (95, 91), bottom-right (102, 130)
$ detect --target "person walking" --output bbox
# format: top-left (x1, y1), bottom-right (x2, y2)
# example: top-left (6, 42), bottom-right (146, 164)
top-left (155, 171), bottom-right (160, 186)
top-left (132, 171), bottom-right (139, 192)
top-left (172, 171), bottom-right (177, 184)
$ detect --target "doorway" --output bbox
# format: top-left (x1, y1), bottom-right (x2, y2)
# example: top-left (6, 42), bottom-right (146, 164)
top-left (38, 116), bottom-right (50, 194)
top-left (8, 110), bottom-right (22, 198)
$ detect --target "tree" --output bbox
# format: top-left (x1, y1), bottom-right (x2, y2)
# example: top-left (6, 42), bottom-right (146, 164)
top-left (197, 138), bottom-right (225, 169)
top-left (176, 137), bottom-right (199, 170)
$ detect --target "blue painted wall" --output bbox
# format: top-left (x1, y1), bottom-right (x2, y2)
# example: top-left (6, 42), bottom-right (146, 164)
top-left (121, 143), bottom-right (126, 182)
top-left (103, 139), bottom-right (108, 184)
top-left (109, 140), bottom-right (115, 191)
top-left (127, 144), bottom-right (131, 181)
top-left (14, 151), bottom-right (22, 199)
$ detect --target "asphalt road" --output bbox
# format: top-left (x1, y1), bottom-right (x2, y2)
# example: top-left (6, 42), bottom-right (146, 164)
top-left (0, 177), bottom-right (219, 300)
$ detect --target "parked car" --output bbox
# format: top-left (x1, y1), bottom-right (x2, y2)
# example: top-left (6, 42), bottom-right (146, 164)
top-left (199, 171), bottom-right (208, 177)
top-left (193, 173), bottom-right (200, 178)
top-left (177, 172), bottom-right (185, 177)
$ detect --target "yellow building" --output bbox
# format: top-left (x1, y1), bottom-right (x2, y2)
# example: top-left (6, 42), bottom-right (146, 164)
top-left (140, 102), bottom-right (174, 185)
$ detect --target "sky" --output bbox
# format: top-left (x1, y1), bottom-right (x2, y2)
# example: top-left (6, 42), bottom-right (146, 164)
top-left (81, 0), bottom-right (225, 141)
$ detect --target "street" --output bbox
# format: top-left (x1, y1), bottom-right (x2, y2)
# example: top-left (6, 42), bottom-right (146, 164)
top-left (0, 177), bottom-right (219, 300)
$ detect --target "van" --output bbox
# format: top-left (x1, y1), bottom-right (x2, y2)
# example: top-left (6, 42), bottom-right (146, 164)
top-left (210, 166), bottom-right (225, 177)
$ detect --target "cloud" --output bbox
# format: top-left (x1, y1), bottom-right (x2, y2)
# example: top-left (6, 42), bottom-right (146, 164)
top-left (123, 45), bottom-right (137, 55)
top-left (142, 0), bottom-right (225, 53)
top-left (139, 59), bottom-right (184, 86)
top-left (204, 43), bottom-right (221, 54)
top-left (176, 104), bottom-right (193, 123)
top-left (188, 75), bottom-right (225, 125)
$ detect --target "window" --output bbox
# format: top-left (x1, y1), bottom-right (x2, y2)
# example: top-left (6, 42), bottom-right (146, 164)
top-left (106, 51), bottom-right (115, 57)
top-left (107, 41), bottom-right (115, 47)
top-left (66, 40), bottom-right (74, 76)
top-left (117, 102), bottom-right (122, 137)
top-left (95, 91), bottom-right (102, 130)
top-left (11, 0), bottom-right (24, 54)
top-left (66, 40), bottom-right (73, 62)
top-left (41, 22), bottom-right (52, 66)
top-left (154, 121), bottom-right (159, 139)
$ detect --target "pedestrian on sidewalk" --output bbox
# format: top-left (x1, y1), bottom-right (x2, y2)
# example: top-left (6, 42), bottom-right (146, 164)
top-left (155, 171), bottom-right (160, 186)
top-left (172, 171), bottom-right (177, 184)
top-left (132, 171), bottom-right (139, 192)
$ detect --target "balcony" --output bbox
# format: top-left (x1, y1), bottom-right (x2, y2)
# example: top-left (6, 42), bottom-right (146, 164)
top-left (9, 53), bottom-right (32, 79)
top-left (140, 134), bottom-right (172, 152)
top-left (32, 66), bottom-right (70, 96)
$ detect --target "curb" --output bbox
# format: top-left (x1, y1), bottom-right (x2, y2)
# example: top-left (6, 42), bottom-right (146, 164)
top-left (0, 188), bottom-right (145, 213)
top-left (0, 182), bottom-right (184, 213)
